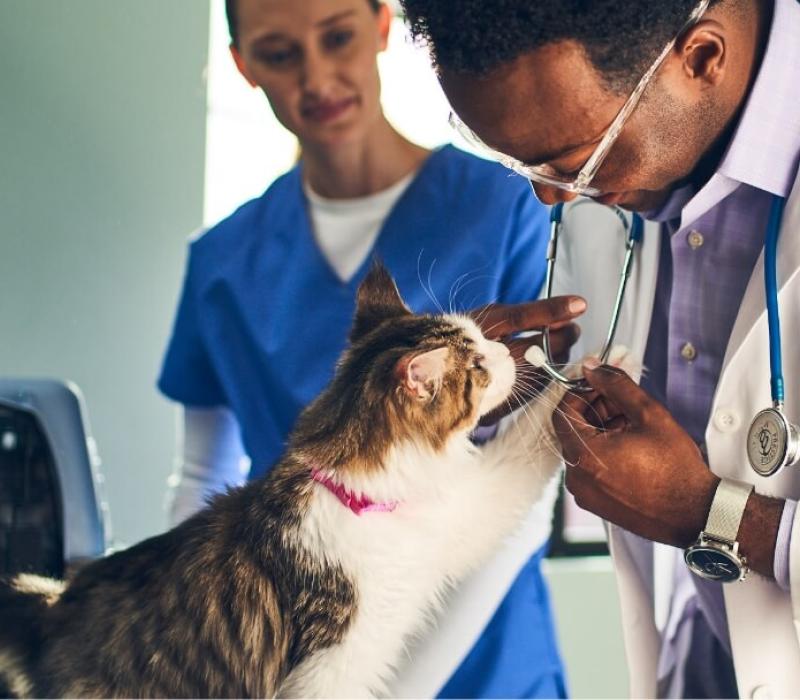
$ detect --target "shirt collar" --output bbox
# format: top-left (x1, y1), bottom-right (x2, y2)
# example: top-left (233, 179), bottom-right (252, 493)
top-left (644, 0), bottom-right (800, 226)
top-left (716, 0), bottom-right (800, 197)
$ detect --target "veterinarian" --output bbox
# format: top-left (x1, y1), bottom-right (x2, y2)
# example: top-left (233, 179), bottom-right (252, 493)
top-left (158, 0), bottom-right (584, 696)
top-left (401, 0), bottom-right (800, 696)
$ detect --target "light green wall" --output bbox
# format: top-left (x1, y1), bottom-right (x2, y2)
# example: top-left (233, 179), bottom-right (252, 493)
top-left (544, 557), bottom-right (629, 697)
top-left (0, 0), bottom-right (210, 545)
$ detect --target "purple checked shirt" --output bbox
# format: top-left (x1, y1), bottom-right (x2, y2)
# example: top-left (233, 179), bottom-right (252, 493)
top-left (637, 0), bottom-right (800, 689)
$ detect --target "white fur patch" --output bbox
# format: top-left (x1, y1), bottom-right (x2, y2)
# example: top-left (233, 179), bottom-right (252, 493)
top-left (0, 649), bottom-right (33, 698)
top-left (12, 574), bottom-right (65, 605)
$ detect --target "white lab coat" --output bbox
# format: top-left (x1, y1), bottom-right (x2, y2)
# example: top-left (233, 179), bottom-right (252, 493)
top-left (554, 177), bottom-right (800, 698)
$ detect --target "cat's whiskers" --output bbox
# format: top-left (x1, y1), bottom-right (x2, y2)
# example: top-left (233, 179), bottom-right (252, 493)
top-left (448, 272), bottom-right (498, 316)
top-left (416, 253), bottom-right (446, 315)
top-left (478, 317), bottom-right (508, 339)
top-left (507, 371), bottom-right (609, 470)
top-left (447, 270), bottom-right (478, 314)
top-left (506, 385), bottom-right (564, 464)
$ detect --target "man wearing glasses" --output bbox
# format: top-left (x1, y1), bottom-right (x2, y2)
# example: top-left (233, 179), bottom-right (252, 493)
top-left (401, 0), bottom-right (800, 696)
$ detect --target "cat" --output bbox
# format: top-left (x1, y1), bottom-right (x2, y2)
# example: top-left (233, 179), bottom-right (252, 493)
top-left (0, 263), bottom-right (567, 698)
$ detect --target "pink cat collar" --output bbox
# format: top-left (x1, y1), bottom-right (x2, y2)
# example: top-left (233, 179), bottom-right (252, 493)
top-left (310, 468), bottom-right (399, 516)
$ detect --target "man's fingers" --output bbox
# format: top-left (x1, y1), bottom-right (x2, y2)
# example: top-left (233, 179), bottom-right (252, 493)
top-left (526, 323), bottom-right (581, 364)
top-left (472, 296), bottom-right (586, 339)
top-left (582, 362), bottom-right (653, 426)
top-left (553, 389), bottom-right (600, 450)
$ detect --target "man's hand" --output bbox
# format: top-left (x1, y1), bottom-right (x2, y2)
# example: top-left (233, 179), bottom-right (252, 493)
top-left (553, 359), bottom-right (719, 548)
top-left (470, 296), bottom-right (585, 425)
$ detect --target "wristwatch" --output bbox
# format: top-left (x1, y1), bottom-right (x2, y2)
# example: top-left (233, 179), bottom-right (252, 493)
top-left (684, 478), bottom-right (754, 583)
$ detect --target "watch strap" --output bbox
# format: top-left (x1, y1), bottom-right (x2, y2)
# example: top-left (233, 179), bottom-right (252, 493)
top-left (705, 478), bottom-right (753, 542)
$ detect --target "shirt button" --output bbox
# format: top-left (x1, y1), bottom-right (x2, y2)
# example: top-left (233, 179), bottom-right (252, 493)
top-left (687, 230), bottom-right (704, 249)
top-left (750, 685), bottom-right (773, 699)
top-left (713, 408), bottom-right (742, 433)
top-left (680, 341), bottom-right (697, 362)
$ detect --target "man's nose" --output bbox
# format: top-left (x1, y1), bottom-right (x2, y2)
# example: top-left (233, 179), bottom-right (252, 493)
top-left (529, 181), bottom-right (579, 206)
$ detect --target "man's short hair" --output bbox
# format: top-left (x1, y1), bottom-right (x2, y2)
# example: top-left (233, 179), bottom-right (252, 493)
top-left (400, 0), bottom-right (724, 92)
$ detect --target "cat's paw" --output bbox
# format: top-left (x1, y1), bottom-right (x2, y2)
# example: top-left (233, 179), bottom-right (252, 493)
top-left (593, 344), bottom-right (641, 380)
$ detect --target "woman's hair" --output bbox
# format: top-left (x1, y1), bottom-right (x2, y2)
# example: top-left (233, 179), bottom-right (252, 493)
top-left (226, 0), bottom-right (383, 48)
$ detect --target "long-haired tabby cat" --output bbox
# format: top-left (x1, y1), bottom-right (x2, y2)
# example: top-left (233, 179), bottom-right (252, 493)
top-left (0, 264), bottom-right (566, 698)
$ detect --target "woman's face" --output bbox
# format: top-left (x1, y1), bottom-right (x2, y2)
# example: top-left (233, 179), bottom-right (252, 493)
top-left (231, 0), bottom-right (390, 148)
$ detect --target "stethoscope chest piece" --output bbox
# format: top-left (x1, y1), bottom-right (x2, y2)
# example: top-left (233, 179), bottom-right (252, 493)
top-left (745, 194), bottom-right (799, 477)
top-left (747, 407), bottom-right (800, 477)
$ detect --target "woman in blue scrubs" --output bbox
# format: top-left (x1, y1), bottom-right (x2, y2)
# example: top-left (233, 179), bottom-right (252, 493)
top-left (159, 0), bottom-right (567, 696)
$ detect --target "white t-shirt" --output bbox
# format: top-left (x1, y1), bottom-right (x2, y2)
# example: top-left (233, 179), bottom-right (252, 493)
top-left (303, 173), bottom-right (415, 282)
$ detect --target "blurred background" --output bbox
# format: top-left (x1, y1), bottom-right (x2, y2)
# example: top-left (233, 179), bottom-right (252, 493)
top-left (0, 1), bottom-right (626, 695)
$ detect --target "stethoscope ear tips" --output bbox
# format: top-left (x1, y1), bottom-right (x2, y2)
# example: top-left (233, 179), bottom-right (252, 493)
top-left (524, 345), bottom-right (547, 368)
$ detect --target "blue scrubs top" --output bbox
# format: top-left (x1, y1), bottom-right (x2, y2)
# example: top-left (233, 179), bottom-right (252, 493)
top-left (159, 144), bottom-right (567, 698)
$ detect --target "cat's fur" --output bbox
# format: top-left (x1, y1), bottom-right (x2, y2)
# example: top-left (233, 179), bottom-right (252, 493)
top-left (0, 264), bottom-right (566, 698)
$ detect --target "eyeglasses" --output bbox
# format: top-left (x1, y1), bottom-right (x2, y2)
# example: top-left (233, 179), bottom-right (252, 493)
top-left (449, 0), bottom-right (711, 197)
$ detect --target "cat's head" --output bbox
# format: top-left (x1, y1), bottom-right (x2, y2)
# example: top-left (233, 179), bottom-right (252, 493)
top-left (292, 263), bottom-right (516, 469)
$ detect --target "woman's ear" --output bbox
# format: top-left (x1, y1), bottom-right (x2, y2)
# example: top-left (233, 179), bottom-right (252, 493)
top-left (229, 44), bottom-right (258, 88)
top-left (396, 347), bottom-right (449, 401)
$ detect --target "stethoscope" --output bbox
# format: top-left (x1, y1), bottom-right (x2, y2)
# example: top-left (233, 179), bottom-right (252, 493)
top-left (540, 197), bottom-right (798, 477)
top-left (746, 195), bottom-right (800, 477)
top-left (539, 201), bottom-right (644, 391)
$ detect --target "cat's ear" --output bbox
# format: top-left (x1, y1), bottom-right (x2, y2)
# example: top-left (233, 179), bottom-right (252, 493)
top-left (351, 261), bottom-right (412, 342)
top-left (397, 347), bottom-right (449, 401)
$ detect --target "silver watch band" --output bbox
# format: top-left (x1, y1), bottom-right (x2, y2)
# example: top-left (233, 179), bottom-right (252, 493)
top-left (705, 478), bottom-right (754, 542)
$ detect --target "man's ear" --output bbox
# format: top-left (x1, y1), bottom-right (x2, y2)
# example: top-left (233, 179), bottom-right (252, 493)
top-left (677, 22), bottom-right (727, 87)
top-left (396, 347), bottom-right (449, 401)
top-left (229, 44), bottom-right (258, 88)
top-left (350, 261), bottom-right (412, 342)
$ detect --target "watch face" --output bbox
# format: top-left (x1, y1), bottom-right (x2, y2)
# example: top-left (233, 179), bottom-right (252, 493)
top-left (684, 545), bottom-right (743, 583)
top-left (747, 408), bottom-right (788, 476)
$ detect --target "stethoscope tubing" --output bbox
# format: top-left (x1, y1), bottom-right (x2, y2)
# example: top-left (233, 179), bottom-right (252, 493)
top-left (542, 201), bottom-right (643, 391)
top-left (543, 194), bottom-right (794, 477)
top-left (765, 195), bottom-right (786, 406)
